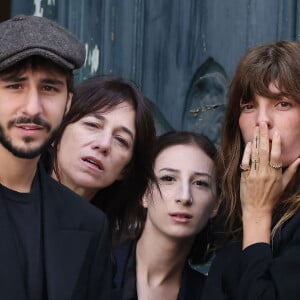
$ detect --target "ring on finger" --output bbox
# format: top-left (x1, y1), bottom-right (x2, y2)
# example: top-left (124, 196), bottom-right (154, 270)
top-left (269, 162), bottom-right (282, 169)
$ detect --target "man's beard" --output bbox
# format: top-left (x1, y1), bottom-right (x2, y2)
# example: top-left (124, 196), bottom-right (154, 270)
top-left (0, 116), bottom-right (57, 159)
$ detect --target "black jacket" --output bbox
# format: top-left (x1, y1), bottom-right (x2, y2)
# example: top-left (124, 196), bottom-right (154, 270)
top-left (113, 239), bottom-right (206, 300)
top-left (0, 164), bottom-right (112, 300)
top-left (202, 210), bottom-right (300, 300)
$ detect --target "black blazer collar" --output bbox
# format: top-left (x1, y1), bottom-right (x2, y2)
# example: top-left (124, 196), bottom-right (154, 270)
top-left (38, 165), bottom-right (94, 300)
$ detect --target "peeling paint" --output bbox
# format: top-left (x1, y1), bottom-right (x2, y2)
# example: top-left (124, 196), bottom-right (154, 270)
top-left (86, 44), bottom-right (100, 75)
top-left (84, 44), bottom-right (89, 67)
top-left (33, 0), bottom-right (43, 16)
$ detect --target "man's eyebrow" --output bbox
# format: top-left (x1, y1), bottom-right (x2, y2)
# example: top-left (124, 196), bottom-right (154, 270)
top-left (0, 76), bottom-right (65, 86)
top-left (0, 75), bottom-right (27, 82)
top-left (41, 78), bottom-right (65, 86)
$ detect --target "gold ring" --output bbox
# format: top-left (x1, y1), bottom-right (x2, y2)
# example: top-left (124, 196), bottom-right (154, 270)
top-left (269, 162), bottom-right (282, 169)
top-left (240, 164), bottom-right (250, 172)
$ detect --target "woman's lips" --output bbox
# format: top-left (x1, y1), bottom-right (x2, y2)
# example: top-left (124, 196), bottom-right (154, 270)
top-left (82, 156), bottom-right (104, 171)
top-left (169, 212), bottom-right (192, 223)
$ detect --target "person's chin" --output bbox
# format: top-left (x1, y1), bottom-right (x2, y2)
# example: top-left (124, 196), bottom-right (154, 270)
top-left (10, 140), bottom-right (49, 159)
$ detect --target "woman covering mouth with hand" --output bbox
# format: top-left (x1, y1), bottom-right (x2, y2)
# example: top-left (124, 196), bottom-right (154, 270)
top-left (43, 75), bottom-right (156, 244)
top-left (202, 41), bottom-right (300, 300)
top-left (113, 131), bottom-right (219, 300)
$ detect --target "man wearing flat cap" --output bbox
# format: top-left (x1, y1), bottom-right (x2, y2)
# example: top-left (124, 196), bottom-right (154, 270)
top-left (0, 15), bottom-right (111, 300)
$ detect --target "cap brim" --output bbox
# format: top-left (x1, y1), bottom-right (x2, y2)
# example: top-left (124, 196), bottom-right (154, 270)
top-left (0, 48), bottom-right (75, 72)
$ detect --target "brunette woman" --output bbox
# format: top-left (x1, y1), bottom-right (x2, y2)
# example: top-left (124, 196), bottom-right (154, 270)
top-left (113, 131), bottom-right (218, 299)
top-left (44, 76), bottom-right (156, 243)
top-left (202, 41), bottom-right (300, 299)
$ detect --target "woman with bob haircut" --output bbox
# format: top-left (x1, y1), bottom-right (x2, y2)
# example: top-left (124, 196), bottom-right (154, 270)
top-left (43, 75), bottom-right (156, 244)
top-left (113, 131), bottom-right (219, 299)
top-left (202, 41), bottom-right (300, 299)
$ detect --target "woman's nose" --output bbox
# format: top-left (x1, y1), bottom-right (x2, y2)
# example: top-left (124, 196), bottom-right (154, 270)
top-left (175, 184), bottom-right (192, 206)
top-left (255, 98), bottom-right (273, 128)
top-left (92, 132), bottom-right (111, 155)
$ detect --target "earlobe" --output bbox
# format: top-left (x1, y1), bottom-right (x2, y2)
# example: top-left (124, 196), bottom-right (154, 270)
top-left (210, 198), bottom-right (221, 218)
top-left (142, 195), bottom-right (148, 208)
top-left (65, 92), bottom-right (73, 114)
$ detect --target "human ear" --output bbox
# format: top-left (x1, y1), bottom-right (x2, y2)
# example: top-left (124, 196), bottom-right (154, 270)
top-left (210, 197), bottom-right (221, 218)
top-left (142, 194), bottom-right (149, 208)
top-left (65, 92), bottom-right (73, 115)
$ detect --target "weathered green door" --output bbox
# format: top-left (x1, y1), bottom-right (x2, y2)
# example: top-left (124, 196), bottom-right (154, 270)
top-left (11, 0), bottom-right (300, 143)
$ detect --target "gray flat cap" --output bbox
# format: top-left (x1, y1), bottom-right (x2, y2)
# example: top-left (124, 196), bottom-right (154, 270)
top-left (0, 15), bottom-right (86, 71)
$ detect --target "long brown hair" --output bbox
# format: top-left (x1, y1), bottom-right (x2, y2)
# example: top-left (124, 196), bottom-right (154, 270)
top-left (218, 41), bottom-right (300, 242)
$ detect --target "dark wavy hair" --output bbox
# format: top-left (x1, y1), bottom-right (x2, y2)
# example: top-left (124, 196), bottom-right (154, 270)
top-left (44, 75), bottom-right (156, 243)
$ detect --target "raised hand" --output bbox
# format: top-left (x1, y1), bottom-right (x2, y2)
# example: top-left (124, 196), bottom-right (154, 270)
top-left (240, 122), bottom-right (300, 248)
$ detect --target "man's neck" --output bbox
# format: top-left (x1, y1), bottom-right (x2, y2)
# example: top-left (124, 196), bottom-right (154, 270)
top-left (0, 146), bottom-right (39, 193)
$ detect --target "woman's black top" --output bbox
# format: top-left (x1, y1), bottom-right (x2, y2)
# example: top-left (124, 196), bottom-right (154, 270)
top-left (112, 239), bottom-right (206, 300)
top-left (202, 210), bottom-right (300, 300)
